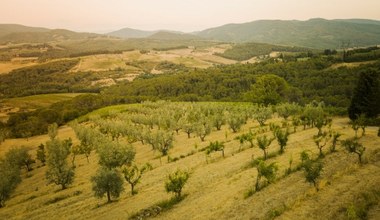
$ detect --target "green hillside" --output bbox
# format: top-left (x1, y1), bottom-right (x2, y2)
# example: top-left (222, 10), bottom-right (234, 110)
top-left (216, 42), bottom-right (316, 61)
top-left (197, 18), bottom-right (380, 49)
top-left (0, 24), bottom-right (49, 37)
top-left (0, 29), bottom-right (101, 44)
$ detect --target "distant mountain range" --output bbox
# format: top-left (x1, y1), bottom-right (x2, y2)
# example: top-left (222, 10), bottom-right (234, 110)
top-left (196, 18), bottom-right (380, 48)
top-left (106, 28), bottom-right (201, 40)
top-left (1, 18), bottom-right (380, 49)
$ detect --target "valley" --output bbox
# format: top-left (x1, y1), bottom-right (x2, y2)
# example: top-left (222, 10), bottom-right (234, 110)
top-left (0, 14), bottom-right (379, 220)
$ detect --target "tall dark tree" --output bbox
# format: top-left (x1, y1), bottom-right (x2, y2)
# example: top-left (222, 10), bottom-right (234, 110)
top-left (0, 158), bottom-right (21, 208)
top-left (348, 68), bottom-right (380, 120)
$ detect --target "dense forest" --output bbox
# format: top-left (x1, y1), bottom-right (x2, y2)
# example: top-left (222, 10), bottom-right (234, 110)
top-left (216, 42), bottom-right (316, 61)
top-left (103, 57), bottom-right (370, 108)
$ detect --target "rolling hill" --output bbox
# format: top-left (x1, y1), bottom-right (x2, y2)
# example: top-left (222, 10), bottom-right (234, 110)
top-left (0, 24), bottom-right (49, 37)
top-left (196, 18), bottom-right (380, 49)
top-left (107, 27), bottom-right (156, 39)
top-left (0, 25), bottom-right (103, 44)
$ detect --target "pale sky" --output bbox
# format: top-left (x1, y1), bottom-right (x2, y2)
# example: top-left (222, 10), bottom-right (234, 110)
top-left (1, 0), bottom-right (379, 33)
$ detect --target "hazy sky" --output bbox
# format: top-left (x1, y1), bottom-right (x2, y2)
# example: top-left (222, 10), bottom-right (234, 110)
top-left (1, 0), bottom-right (380, 33)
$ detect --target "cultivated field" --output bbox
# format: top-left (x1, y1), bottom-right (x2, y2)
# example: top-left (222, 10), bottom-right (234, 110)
top-left (0, 102), bottom-right (379, 220)
top-left (72, 45), bottom-right (236, 73)
top-left (0, 93), bottom-right (84, 122)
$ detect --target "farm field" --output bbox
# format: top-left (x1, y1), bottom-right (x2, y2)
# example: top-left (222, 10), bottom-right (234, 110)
top-left (0, 93), bottom-right (85, 122)
top-left (68, 45), bottom-right (236, 73)
top-left (0, 58), bottom-right (39, 74)
top-left (0, 44), bottom-right (236, 75)
top-left (0, 102), bottom-right (379, 220)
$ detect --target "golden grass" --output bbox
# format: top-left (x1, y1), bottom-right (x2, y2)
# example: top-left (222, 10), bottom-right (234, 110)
top-left (0, 114), bottom-right (379, 220)
top-left (329, 61), bottom-right (377, 69)
top-left (0, 58), bottom-right (39, 74)
top-left (71, 45), bottom-right (237, 74)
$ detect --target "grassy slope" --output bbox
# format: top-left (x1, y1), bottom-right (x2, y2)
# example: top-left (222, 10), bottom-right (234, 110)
top-left (0, 106), bottom-right (379, 220)
top-left (0, 93), bottom-right (85, 122)
top-left (1, 93), bottom-right (85, 109)
top-left (1, 44), bottom-right (234, 75)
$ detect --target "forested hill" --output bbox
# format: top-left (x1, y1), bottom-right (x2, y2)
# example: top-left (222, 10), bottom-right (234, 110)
top-left (103, 58), bottom-right (379, 109)
top-left (197, 18), bottom-right (380, 49)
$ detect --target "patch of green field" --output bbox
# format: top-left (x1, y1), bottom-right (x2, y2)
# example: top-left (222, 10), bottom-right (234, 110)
top-left (1, 93), bottom-right (85, 109)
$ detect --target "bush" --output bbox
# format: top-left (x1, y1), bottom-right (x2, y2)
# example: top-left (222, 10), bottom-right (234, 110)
top-left (165, 170), bottom-right (190, 199)
top-left (341, 138), bottom-right (366, 164)
top-left (303, 159), bottom-right (323, 191)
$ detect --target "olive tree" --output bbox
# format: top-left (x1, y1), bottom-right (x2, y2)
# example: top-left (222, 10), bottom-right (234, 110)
top-left (195, 122), bottom-right (212, 142)
top-left (91, 168), bottom-right (124, 203)
top-left (257, 135), bottom-right (274, 160)
top-left (303, 159), bottom-right (323, 191)
top-left (255, 159), bottom-right (278, 191)
top-left (45, 138), bottom-right (75, 190)
top-left (276, 103), bottom-right (300, 120)
top-left (165, 169), bottom-right (190, 199)
top-left (97, 141), bottom-right (135, 170)
top-left (205, 141), bottom-right (225, 160)
top-left (329, 131), bottom-right (341, 153)
top-left (122, 163), bottom-right (152, 195)
top-left (341, 138), bottom-right (366, 164)
top-left (5, 147), bottom-right (35, 172)
top-left (0, 158), bottom-right (21, 208)
top-left (235, 132), bottom-right (255, 151)
top-left (273, 128), bottom-right (290, 154)
top-left (313, 132), bottom-right (330, 157)
top-left (36, 144), bottom-right (46, 166)
top-left (227, 113), bottom-right (245, 133)
top-left (254, 107), bottom-right (272, 126)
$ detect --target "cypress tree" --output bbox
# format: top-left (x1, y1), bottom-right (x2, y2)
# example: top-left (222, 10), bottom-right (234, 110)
top-left (348, 69), bottom-right (380, 120)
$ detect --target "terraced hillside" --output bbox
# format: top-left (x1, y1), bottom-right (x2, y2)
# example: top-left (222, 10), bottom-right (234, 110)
top-left (0, 102), bottom-right (379, 219)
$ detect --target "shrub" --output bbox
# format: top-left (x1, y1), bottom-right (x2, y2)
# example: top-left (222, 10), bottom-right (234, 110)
top-left (165, 170), bottom-right (190, 199)
top-left (341, 138), bottom-right (366, 164)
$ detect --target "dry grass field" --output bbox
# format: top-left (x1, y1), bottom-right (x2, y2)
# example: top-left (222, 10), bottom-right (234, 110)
top-left (0, 103), bottom-right (379, 220)
top-left (0, 58), bottom-right (39, 74)
top-left (72, 45), bottom-right (236, 74)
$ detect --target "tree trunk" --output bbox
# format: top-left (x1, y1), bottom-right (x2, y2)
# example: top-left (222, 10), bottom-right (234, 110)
top-left (264, 150), bottom-right (267, 160)
top-left (177, 189), bottom-right (181, 199)
top-left (187, 132), bottom-right (191, 138)
top-left (356, 152), bottom-right (362, 164)
top-left (72, 155), bottom-right (76, 167)
top-left (107, 190), bottom-right (111, 203)
top-left (279, 146), bottom-right (284, 154)
top-left (313, 180), bottom-right (319, 191)
top-left (255, 174), bottom-right (261, 191)
top-left (131, 184), bottom-right (135, 195)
